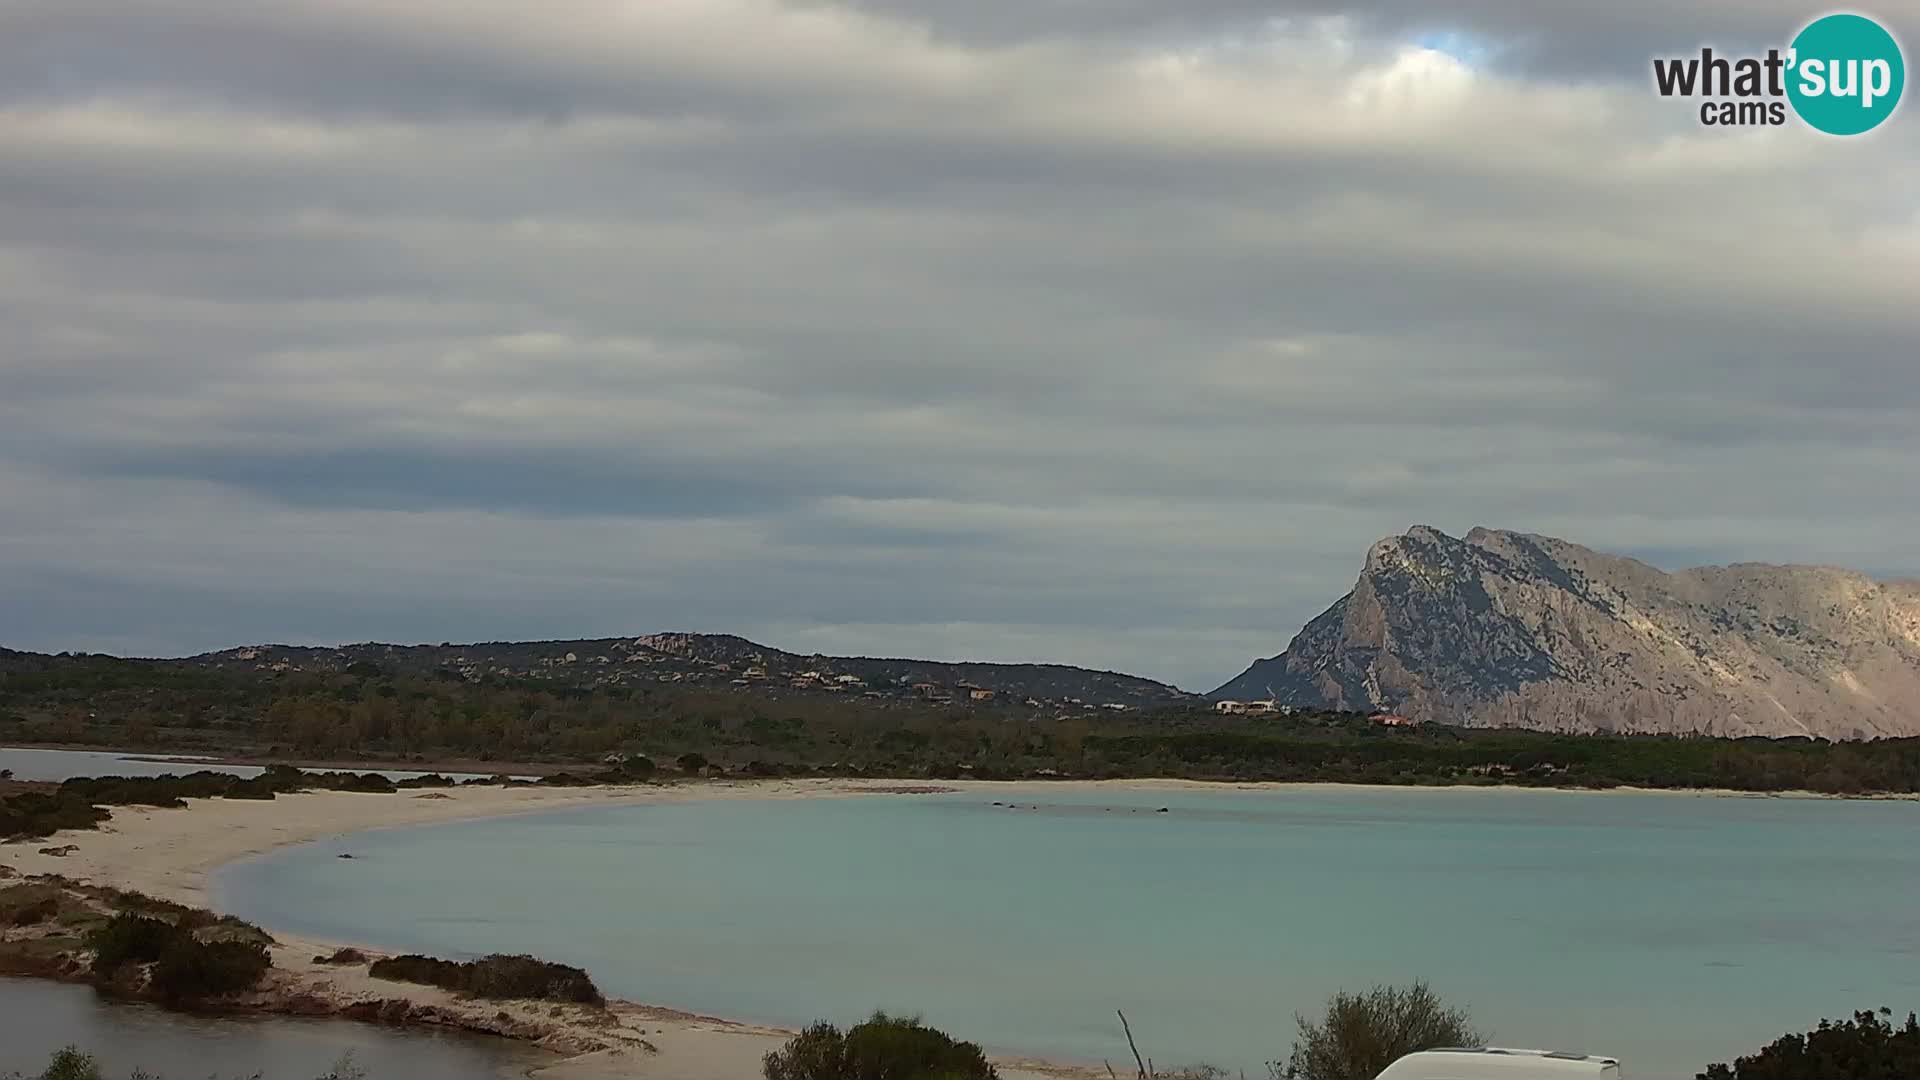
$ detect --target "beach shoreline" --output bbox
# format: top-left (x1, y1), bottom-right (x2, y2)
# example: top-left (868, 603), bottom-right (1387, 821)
top-left (2, 773), bottom-right (1913, 1078)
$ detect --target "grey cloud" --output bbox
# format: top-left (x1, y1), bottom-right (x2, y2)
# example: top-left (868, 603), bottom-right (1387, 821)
top-left (0, 0), bottom-right (1915, 690)
top-left (820, 0), bottom-right (1828, 74)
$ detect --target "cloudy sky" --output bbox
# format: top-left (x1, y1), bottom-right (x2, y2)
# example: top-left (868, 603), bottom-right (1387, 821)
top-left (2, 1), bottom-right (1915, 690)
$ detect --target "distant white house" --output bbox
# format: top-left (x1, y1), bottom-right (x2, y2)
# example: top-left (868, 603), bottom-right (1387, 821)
top-left (1215, 700), bottom-right (1248, 714)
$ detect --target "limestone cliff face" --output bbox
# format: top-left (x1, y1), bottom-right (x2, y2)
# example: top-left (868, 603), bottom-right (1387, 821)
top-left (1213, 526), bottom-right (1920, 739)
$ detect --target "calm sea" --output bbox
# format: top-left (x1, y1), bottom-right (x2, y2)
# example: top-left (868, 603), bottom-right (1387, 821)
top-left (213, 786), bottom-right (1920, 1080)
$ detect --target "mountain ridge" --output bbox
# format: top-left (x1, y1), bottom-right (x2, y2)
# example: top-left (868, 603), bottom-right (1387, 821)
top-left (1212, 525), bottom-right (1920, 739)
top-left (167, 633), bottom-right (1194, 708)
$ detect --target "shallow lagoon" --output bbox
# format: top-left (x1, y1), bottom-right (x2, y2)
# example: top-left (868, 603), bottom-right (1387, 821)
top-left (217, 785), bottom-right (1920, 1080)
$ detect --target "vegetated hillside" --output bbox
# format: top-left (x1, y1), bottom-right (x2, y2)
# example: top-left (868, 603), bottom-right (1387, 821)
top-left (182, 632), bottom-right (1192, 709)
top-left (1214, 526), bottom-right (1920, 739)
top-left (5, 651), bottom-right (1920, 794)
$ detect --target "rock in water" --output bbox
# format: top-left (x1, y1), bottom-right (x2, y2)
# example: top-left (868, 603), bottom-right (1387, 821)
top-left (1212, 525), bottom-right (1920, 739)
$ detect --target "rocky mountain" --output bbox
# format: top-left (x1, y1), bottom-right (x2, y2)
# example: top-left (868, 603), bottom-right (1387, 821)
top-left (1212, 526), bottom-right (1920, 739)
top-left (186, 634), bottom-right (1193, 709)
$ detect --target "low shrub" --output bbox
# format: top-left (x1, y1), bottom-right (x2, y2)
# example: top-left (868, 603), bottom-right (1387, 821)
top-left (313, 946), bottom-right (368, 965)
top-left (612, 755), bottom-right (656, 779)
top-left (331, 772), bottom-right (396, 794)
top-left (7, 896), bottom-right (60, 926)
top-left (87, 914), bottom-right (176, 977)
top-left (1274, 981), bottom-right (1482, 1080)
top-left (466, 953), bottom-right (602, 1003)
top-left (0, 884), bottom-right (66, 926)
top-left (106, 890), bottom-right (195, 920)
top-left (395, 774), bottom-right (456, 789)
top-left (0, 792), bottom-right (111, 840)
top-left (220, 778), bottom-right (277, 801)
top-left (21, 1045), bottom-right (100, 1080)
top-left (763, 1012), bottom-right (999, 1080)
top-left (369, 952), bottom-right (603, 1005)
top-left (83, 908), bottom-right (272, 1000)
top-left (150, 936), bottom-right (271, 1003)
top-left (2, 767), bottom-right (459, 842)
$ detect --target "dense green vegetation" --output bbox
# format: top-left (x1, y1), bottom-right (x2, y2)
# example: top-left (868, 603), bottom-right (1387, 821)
top-left (1272, 981), bottom-right (1481, 1080)
top-left (6, 652), bottom-right (1920, 793)
top-left (1698, 1009), bottom-right (1920, 1080)
top-left (87, 911), bottom-right (272, 1004)
top-left (367, 952), bottom-right (603, 1005)
top-left (763, 1012), bottom-right (1000, 1080)
top-left (86, 914), bottom-right (177, 977)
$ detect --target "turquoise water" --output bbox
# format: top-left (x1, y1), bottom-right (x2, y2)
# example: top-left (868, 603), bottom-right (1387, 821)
top-left (215, 787), bottom-right (1920, 1080)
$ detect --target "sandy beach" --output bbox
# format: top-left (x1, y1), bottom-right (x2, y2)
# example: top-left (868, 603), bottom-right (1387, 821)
top-left (0, 778), bottom-right (1114, 1080)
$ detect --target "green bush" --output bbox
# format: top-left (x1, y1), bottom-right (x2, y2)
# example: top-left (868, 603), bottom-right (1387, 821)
top-left (1699, 1008), bottom-right (1920, 1079)
top-left (87, 914), bottom-right (176, 977)
top-left (334, 772), bottom-right (397, 794)
top-left (763, 1012), bottom-right (999, 1080)
top-left (1273, 981), bottom-right (1482, 1080)
top-left (0, 792), bottom-right (111, 840)
top-left (149, 936), bottom-right (271, 1003)
top-left (30, 1046), bottom-right (100, 1080)
top-left (7, 896), bottom-right (60, 926)
top-left (369, 951), bottom-right (602, 1004)
top-left (84, 910), bottom-right (272, 1000)
top-left (220, 778), bottom-right (277, 800)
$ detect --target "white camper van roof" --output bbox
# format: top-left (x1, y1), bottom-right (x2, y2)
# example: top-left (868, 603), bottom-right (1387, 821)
top-left (1375, 1047), bottom-right (1621, 1079)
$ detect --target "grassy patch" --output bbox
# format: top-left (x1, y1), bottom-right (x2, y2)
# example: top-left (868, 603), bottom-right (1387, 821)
top-left (0, 883), bottom-right (67, 926)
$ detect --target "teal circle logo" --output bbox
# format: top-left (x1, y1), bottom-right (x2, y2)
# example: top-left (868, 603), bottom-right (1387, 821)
top-left (1787, 13), bottom-right (1905, 135)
